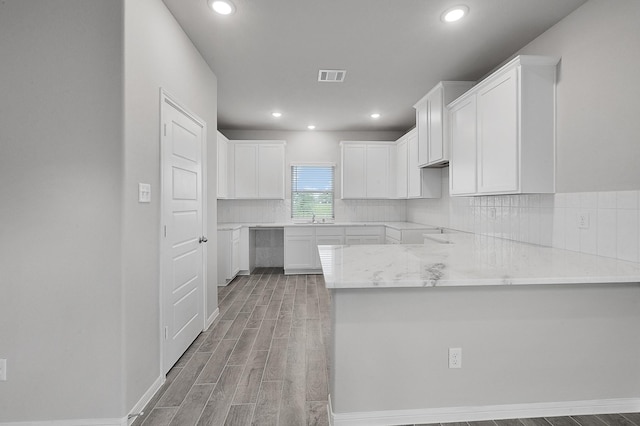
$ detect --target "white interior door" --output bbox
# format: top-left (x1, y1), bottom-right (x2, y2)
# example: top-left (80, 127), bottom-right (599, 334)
top-left (161, 92), bottom-right (206, 374)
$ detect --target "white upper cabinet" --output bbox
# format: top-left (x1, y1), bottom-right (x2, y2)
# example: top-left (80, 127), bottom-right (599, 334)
top-left (407, 129), bottom-right (441, 199)
top-left (449, 95), bottom-right (478, 196)
top-left (341, 141), bottom-right (395, 199)
top-left (448, 55), bottom-right (559, 196)
top-left (257, 143), bottom-right (285, 198)
top-left (230, 140), bottom-right (286, 199)
top-left (395, 135), bottom-right (408, 198)
top-left (393, 129), bottom-right (441, 199)
top-left (414, 81), bottom-right (475, 167)
top-left (217, 131), bottom-right (229, 199)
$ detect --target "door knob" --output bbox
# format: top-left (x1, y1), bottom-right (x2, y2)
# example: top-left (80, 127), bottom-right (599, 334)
top-left (199, 236), bottom-right (208, 244)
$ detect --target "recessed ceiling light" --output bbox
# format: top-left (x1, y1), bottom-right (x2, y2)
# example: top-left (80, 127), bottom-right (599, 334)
top-left (441, 5), bottom-right (468, 23)
top-left (271, 112), bottom-right (282, 118)
top-left (307, 125), bottom-right (316, 130)
top-left (208, 0), bottom-right (235, 15)
top-left (370, 113), bottom-right (381, 119)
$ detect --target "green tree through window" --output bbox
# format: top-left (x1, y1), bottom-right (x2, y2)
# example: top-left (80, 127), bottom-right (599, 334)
top-left (291, 165), bottom-right (334, 219)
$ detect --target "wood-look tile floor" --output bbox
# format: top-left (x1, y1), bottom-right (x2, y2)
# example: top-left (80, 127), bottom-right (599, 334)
top-left (134, 268), bottom-right (640, 426)
top-left (134, 268), bottom-right (331, 426)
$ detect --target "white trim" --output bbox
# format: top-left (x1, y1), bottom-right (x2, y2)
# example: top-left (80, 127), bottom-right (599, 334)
top-left (126, 374), bottom-right (164, 425)
top-left (206, 307), bottom-right (219, 330)
top-left (0, 418), bottom-right (127, 426)
top-left (290, 161), bottom-right (336, 167)
top-left (328, 395), bottom-right (640, 426)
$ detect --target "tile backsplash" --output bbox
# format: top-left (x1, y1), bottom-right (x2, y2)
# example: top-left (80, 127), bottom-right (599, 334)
top-left (407, 170), bottom-right (640, 264)
top-left (217, 171), bottom-right (640, 264)
top-left (217, 198), bottom-right (407, 224)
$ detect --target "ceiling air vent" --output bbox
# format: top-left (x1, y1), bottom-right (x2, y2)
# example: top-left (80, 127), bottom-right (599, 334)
top-left (318, 69), bottom-right (346, 83)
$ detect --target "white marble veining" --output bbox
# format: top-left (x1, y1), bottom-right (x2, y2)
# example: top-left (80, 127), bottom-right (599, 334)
top-left (319, 232), bottom-right (640, 289)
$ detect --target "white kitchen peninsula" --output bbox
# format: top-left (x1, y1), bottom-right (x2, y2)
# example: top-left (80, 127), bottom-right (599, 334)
top-left (318, 234), bottom-right (640, 426)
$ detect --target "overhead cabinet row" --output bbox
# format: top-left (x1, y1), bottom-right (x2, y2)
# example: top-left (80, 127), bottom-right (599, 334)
top-left (217, 134), bottom-right (286, 199)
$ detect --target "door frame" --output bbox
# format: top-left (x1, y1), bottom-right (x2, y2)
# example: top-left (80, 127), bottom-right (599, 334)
top-left (159, 88), bottom-right (208, 375)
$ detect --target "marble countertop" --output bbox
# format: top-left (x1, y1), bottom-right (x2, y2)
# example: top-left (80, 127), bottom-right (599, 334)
top-left (217, 221), bottom-right (438, 231)
top-left (319, 232), bottom-right (640, 289)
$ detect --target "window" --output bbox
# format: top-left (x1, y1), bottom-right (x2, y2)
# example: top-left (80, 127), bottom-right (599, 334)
top-left (291, 164), bottom-right (335, 219)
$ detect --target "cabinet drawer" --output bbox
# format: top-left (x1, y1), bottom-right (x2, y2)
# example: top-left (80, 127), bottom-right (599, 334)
top-left (345, 226), bottom-right (383, 236)
top-left (285, 226), bottom-right (315, 236)
top-left (316, 226), bottom-right (344, 236)
top-left (385, 228), bottom-right (401, 241)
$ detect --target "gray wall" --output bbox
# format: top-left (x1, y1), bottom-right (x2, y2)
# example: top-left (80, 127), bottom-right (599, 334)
top-left (516, 0), bottom-right (640, 192)
top-left (220, 130), bottom-right (404, 199)
top-left (0, 0), bottom-right (219, 421)
top-left (123, 0), bottom-right (219, 413)
top-left (332, 284), bottom-right (640, 414)
top-left (0, 0), bottom-right (124, 421)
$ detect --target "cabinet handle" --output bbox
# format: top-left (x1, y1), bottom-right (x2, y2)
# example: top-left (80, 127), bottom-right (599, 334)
top-left (199, 236), bottom-right (208, 244)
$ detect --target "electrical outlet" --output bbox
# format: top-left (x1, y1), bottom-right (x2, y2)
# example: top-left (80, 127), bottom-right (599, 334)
top-left (0, 359), bottom-right (6, 381)
top-left (448, 348), bottom-right (461, 369)
top-left (577, 212), bottom-right (590, 229)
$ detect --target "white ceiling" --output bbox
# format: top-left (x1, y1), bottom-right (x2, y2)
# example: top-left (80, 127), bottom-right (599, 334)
top-left (163, 0), bottom-right (587, 132)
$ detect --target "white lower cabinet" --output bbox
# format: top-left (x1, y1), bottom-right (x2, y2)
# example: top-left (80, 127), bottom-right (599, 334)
top-left (344, 226), bottom-right (384, 245)
top-left (284, 227), bottom-right (316, 273)
top-left (217, 228), bottom-right (241, 286)
top-left (284, 225), bottom-right (383, 274)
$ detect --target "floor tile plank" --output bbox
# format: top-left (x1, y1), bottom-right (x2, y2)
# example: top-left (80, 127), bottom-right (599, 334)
top-left (168, 384), bottom-right (213, 426)
top-left (157, 352), bottom-right (212, 408)
top-left (196, 339), bottom-right (237, 384)
top-left (252, 380), bottom-right (282, 426)
top-left (227, 328), bottom-right (260, 366)
top-left (196, 365), bottom-right (244, 426)
top-left (233, 350), bottom-right (270, 404)
top-left (140, 407), bottom-right (178, 426)
top-left (224, 404), bottom-right (255, 426)
top-left (306, 401), bottom-right (329, 426)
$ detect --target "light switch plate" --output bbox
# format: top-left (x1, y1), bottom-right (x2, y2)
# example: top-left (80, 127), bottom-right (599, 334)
top-left (138, 183), bottom-right (151, 203)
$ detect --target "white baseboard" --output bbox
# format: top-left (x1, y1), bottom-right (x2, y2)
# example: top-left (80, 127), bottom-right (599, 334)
top-left (328, 395), bottom-right (640, 426)
top-left (206, 308), bottom-right (219, 330)
top-left (0, 418), bottom-right (127, 426)
top-left (126, 374), bottom-right (165, 425)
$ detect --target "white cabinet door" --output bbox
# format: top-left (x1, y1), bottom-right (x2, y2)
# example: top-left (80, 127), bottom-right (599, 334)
top-left (341, 144), bottom-right (367, 199)
top-left (415, 82), bottom-right (475, 168)
top-left (416, 101), bottom-right (429, 166)
top-left (217, 131), bottom-right (228, 199)
top-left (231, 230), bottom-right (240, 277)
top-left (427, 86), bottom-right (444, 164)
top-left (258, 144), bottom-right (285, 198)
top-left (284, 227), bottom-right (315, 271)
top-left (407, 131), bottom-right (421, 198)
top-left (233, 144), bottom-right (258, 198)
top-left (217, 230), bottom-right (231, 285)
top-left (366, 144), bottom-right (390, 198)
top-left (396, 137), bottom-right (408, 198)
top-left (284, 236), bottom-right (315, 270)
top-left (230, 141), bottom-right (286, 199)
top-left (477, 67), bottom-right (519, 193)
top-left (449, 95), bottom-right (478, 195)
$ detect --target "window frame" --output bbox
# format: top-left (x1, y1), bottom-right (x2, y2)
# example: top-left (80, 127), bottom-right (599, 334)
top-left (290, 162), bottom-right (336, 220)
